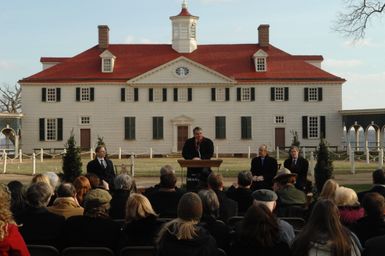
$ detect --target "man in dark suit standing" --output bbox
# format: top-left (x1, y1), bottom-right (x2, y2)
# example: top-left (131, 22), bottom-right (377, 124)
top-left (358, 169), bottom-right (385, 203)
top-left (250, 144), bottom-right (278, 190)
top-left (87, 145), bottom-right (116, 190)
top-left (182, 126), bottom-right (214, 191)
top-left (283, 146), bottom-right (309, 191)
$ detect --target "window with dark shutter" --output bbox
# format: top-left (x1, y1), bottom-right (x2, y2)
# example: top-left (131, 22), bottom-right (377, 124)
top-left (134, 88), bottom-right (139, 101)
top-left (42, 88), bottom-right (47, 102)
top-left (250, 87), bottom-right (255, 101)
top-left (90, 88), bottom-right (95, 101)
top-left (215, 116), bottom-right (226, 139)
top-left (225, 88), bottom-right (230, 101)
top-left (320, 116), bottom-right (326, 138)
top-left (149, 88), bottom-right (153, 102)
top-left (237, 88), bottom-right (241, 101)
top-left (174, 88), bottom-right (178, 101)
top-left (153, 117), bottom-right (164, 140)
top-left (76, 88), bottom-right (80, 101)
top-left (125, 117), bottom-right (136, 140)
top-left (241, 116), bottom-right (252, 139)
top-left (318, 87), bottom-right (323, 101)
top-left (56, 88), bottom-right (61, 102)
top-left (162, 88), bottom-right (167, 102)
top-left (302, 116), bottom-right (308, 139)
top-left (304, 88), bottom-right (309, 102)
top-left (188, 88), bottom-right (192, 101)
top-left (270, 87), bottom-right (275, 101)
top-left (211, 88), bottom-right (216, 101)
top-left (39, 118), bottom-right (45, 141)
top-left (57, 118), bottom-right (63, 141)
top-left (284, 87), bottom-right (289, 101)
top-left (121, 88), bottom-right (126, 102)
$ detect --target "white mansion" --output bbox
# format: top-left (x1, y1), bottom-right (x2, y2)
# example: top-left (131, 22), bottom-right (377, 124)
top-left (19, 2), bottom-right (345, 154)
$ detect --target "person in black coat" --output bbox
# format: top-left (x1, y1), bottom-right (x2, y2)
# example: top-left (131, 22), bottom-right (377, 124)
top-left (226, 171), bottom-right (253, 215)
top-left (250, 144), bottom-right (278, 191)
top-left (283, 146), bottom-right (309, 191)
top-left (109, 174), bottom-right (137, 219)
top-left (363, 234), bottom-right (385, 256)
top-left (182, 127), bottom-right (214, 191)
top-left (17, 182), bottom-right (65, 248)
top-left (207, 173), bottom-right (238, 222)
top-left (87, 145), bottom-right (116, 190)
top-left (358, 169), bottom-right (385, 203)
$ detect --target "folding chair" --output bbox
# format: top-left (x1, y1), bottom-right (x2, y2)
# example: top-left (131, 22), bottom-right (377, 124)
top-left (119, 246), bottom-right (155, 256)
top-left (61, 247), bottom-right (115, 256)
top-left (27, 244), bottom-right (60, 256)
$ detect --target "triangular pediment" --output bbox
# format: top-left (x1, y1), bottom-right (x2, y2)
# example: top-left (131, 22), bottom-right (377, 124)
top-left (99, 50), bottom-right (116, 59)
top-left (253, 49), bottom-right (268, 58)
top-left (127, 56), bottom-right (236, 85)
top-left (171, 115), bottom-right (194, 124)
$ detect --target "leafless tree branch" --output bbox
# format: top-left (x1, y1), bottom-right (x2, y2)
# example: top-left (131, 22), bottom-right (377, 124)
top-left (0, 83), bottom-right (22, 113)
top-left (334, 0), bottom-right (385, 40)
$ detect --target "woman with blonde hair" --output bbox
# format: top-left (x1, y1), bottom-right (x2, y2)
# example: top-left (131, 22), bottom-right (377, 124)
top-left (319, 179), bottom-right (339, 201)
top-left (335, 186), bottom-right (364, 227)
top-left (73, 176), bottom-right (91, 206)
top-left (156, 192), bottom-right (217, 256)
top-left (0, 184), bottom-right (30, 255)
top-left (120, 193), bottom-right (162, 246)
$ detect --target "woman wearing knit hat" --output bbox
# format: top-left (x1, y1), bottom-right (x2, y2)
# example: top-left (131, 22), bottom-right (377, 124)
top-left (156, 192), bottom-right (218, 256)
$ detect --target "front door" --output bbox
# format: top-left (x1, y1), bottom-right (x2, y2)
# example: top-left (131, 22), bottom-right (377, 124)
top-left (177, 126), bottom-right (188, 151)
top-left (275, 128), bottom-right (285, 149)
top-left (80, 129), bottom-right (91, 151)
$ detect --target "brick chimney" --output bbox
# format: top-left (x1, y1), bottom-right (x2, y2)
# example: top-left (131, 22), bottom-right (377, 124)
top-left (258, 24), bottom-right (270, 47)
top-left (98, 25), bottom-right (109, 49)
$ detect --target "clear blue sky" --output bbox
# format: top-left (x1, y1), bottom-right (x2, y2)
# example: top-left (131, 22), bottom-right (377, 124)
top-left (1, 0), bottom-right (384, 110)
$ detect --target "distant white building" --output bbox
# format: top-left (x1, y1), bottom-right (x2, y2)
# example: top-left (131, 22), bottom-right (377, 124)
top-left (19, 2), bottom-right (345, 154)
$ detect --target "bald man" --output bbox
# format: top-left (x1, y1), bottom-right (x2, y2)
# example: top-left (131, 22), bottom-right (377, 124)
top-left (250, 144), bottom-right (278, 191)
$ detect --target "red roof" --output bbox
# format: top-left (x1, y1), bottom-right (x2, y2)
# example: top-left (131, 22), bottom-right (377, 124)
top-left (20, 44), bottom-right (345, 83)
top-left (177, 7), bottom-right (193, 16)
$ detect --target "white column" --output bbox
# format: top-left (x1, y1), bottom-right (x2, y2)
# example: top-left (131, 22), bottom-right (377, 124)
top-left (90, 148), bottom-right (93, 160)
top-left (150, 148), bottom-right (153, 159)
top-left (40, 148), bottom-right (44, 162)
top-left (172, 125), bottom-right (178, 153)
top-left (2, 152), bottom-right (7, 174)
top-left (19, 149), bottom-right (22, 163)
top-left (130, 153), bottom-right (135, 177)
top-left (32, 153), bottom-right (36, 175)
top-left (216, 145), bottom-right (219, 159)
top-left (118, 147), bottom-right (122, 160)
top-left (14, 135), bottom-right (19, 158)
top-left (248, 146), bottom-right (251, 159)
top-left (366, 147), bottom-right (370, 164)
top-left (350, 150), bottom-right (355, 174)
top-left (379, 148), bottom-right (384, 169)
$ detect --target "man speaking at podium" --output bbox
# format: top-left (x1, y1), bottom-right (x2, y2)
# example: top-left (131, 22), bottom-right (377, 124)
top-left (182, 127), bottom-right (214, 191)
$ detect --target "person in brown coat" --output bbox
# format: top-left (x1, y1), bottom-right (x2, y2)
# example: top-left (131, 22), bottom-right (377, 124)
top-left (48, 183), bottom-right (84, 219)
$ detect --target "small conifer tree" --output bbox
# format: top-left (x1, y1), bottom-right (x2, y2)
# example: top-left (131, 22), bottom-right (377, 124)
top-left (314, 137), bottom-right (334, 193)
top-left (62, 131), bottom-right (82, 182)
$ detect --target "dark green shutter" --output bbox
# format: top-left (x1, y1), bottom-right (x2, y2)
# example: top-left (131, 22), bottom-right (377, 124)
top-left (90, 87), bottom-right (95, 101)
top-left (39, 118), bottom-right (45, 141)
top-left (149, 88), bottom-right (153, 101)
top-left (250, 87), bottom-right (255, 101)
top-left (57, 118), bottom-right (63, 141)
top-left (162, 88), bottom-right (167, 102)
top-left (153, 117), bottom-right (163, 139)
top-left (302, 116), bottom-right (308, 139)
top-left (211, 88), bottom-right (216, 101)
top-left (134, 88), bottom-right (139, 101)
top-left (121, 88), bottom-right (126, 102)
top-left (241, 116), bottom-right (252, 139)
top-left (318, 87), bottom-right (323, 101)
top-left (225, 88), bottom-right (230, 101)
top-left (188, 88), bottom-right (192, 101)
top-left (320, 116), bottom-right (326, 138)
top-left (125, 117), bottom-right (136, 140)
top-left (270, 87), bottom-right (275, 101)
top-left (42, 88), bottom-right (47, 102)
top-left (215, 116), bottom-right (226, 139)
top-left (56, 88), bottom-right (61, 102)
top-left (304, 88), bottom-right (309, 102)
top-left (284, 87), bottom-right (289, 101)
top-left (237, 88), bottom-right (241, 101)
top-left (76, 88), bottom-right (80, 101)
top-left (174, 88), bottom-right (178, 101)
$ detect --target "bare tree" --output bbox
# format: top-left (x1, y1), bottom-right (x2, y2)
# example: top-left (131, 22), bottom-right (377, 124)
top-left (334, 0), bottom-right (385, 39)
top-left (0, 83), bottom-right (22, 113)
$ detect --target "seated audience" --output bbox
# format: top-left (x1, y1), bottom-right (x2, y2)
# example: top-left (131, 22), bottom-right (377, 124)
top-left (226, 171), bottom-right (253, 215)
top-left (44, 172), bottom-right (60, 206)
top-left (145, 165), bottom-right (183, 195)
top-left (358, 169), bottom-right (385, 203)
top-left (73, 175), bottom-right (91, 206)
top-left (335, 186), bottom-right (364, 227)
top-left (351, 192), bottom-right (385, 245)
top-left (110, 174), bottom-right (136, 219)
top-left (62, 188), bottom-right (120, 252)
top-left (7, 181), bottom-right (26, 221)
top-left (363, 234), bottom-right (385, 256)
top-left (198, 189), bottom-right (231, 251)
top-left (230, 204), bottom-right (291, 256)
top-left (156, 192), bottom-right (218, 256)
top-left (252, 189), bottom-right (295, 245)
top-left (291, 199), bottom-right (361, 256)
top-left (145, 165), bottom-right (184, 218)
top-left (319, 179), bottom-right (339, 201)
top-left (273, 168), bottom-right (307, 206)
top-left (17, 182), bottom-right (65, 247)
top-left (120, 193), bottom-right (162, 247)
top-left (85, 172), bottom-right (109, 190)
top-left (207, 173), bottom-right (238, 222)
top-left (0, 184), bottom-right (29, 256)
top-left (47, 183), bottom-right (84, 219)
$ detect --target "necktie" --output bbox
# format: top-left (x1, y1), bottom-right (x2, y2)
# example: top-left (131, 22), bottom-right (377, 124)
top-left (100, 159), bottom-right (105, 168)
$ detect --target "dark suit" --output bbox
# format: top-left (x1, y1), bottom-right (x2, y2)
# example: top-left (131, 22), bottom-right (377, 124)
top-left (182, 137), bottom-right (214, 191)
top-left (214, 190), bottom-right (238, 223)
top-left (358, 185), bottom-right (385, 204)
top-left (250, 155), bottom-right (278, 190)
top-left (87, 158), bottom-right (116, 190)
top-left (284, 157), bottom-right (308, 191)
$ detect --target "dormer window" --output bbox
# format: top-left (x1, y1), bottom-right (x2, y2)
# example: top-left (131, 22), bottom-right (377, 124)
top-left (99, 50), bottom-right (116, 73)
top-left (252, 49), bottom-right (268, 72)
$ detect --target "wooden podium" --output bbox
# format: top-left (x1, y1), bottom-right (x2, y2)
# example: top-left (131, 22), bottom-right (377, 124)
top-left (177, 159), bottom-right (223, 187)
